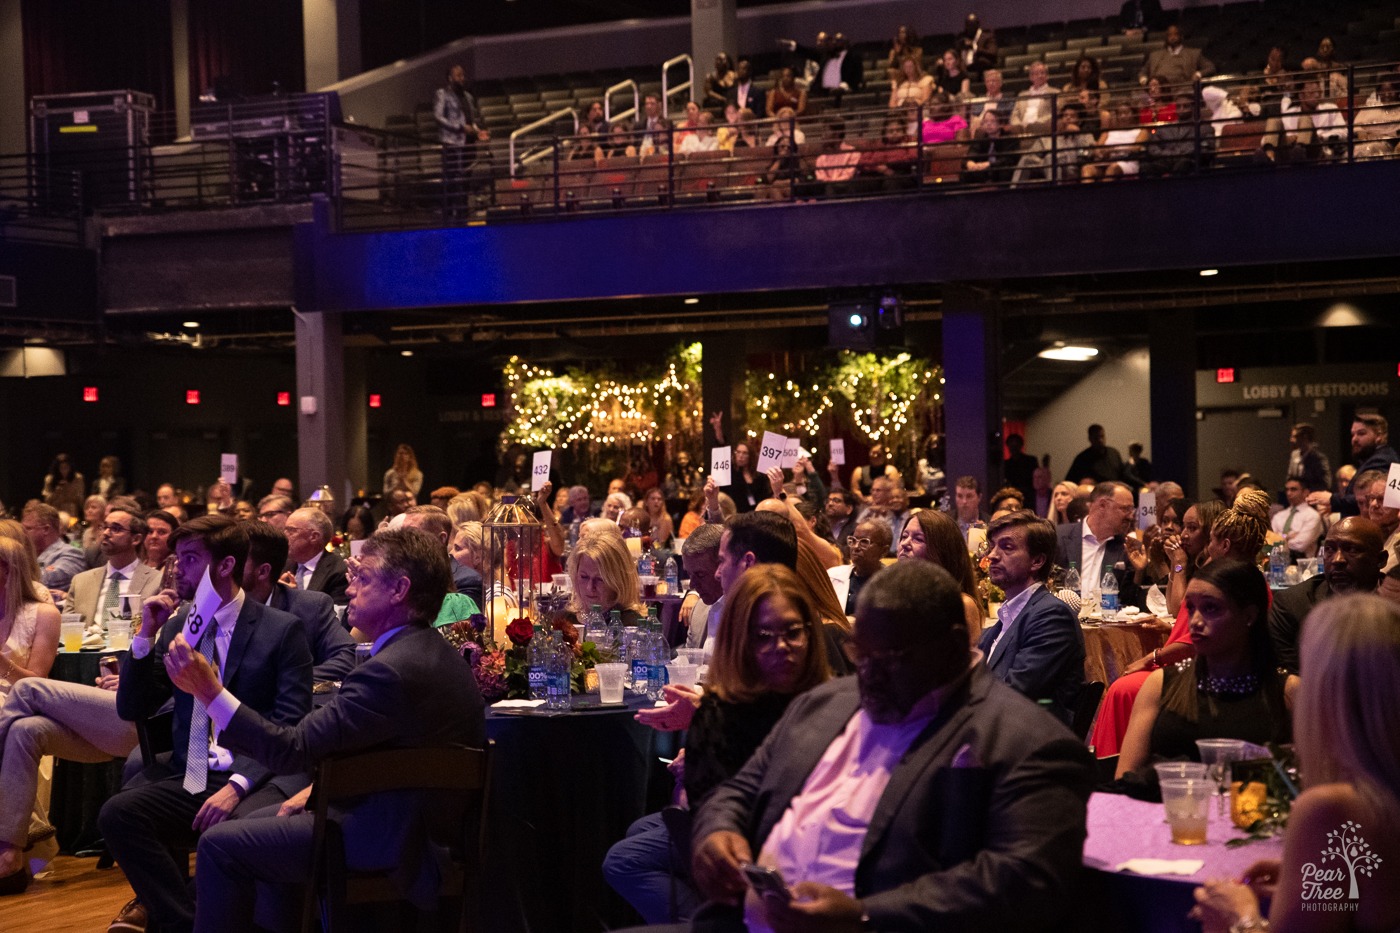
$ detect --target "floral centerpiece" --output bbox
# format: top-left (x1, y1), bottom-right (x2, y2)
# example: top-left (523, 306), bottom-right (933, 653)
top-left (439, 611), bottom-right (604, 702)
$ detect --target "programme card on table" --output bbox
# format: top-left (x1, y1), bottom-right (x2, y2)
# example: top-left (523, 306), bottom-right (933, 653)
top-left (757, 432), bottom-right (787, 473)
top-left (711, 446), bottom-right (732, 486)
top-left (531, 450), bottom-right (553, 491)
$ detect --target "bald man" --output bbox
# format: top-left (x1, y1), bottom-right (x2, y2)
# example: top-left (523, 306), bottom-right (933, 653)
top-left (1268, 516), bottom-right (1386, 676)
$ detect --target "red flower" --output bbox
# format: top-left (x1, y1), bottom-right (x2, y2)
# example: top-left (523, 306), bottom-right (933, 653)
top-left (551, 611), bottom-right (580, 649)
top-left (505, 618), bottom-right (534, 646)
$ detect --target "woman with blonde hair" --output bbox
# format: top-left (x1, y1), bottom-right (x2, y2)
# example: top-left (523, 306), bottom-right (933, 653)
top-left (382, 443), bottom-right (423, 498)
top-left (1191, 594), bottom-right (1400, 931)
top-left (896, 509), bottom-right (986, 646)
top-left (0, 536), bottom-right (60, 700)
top-left (607, 564), bottom-right (829, 922)
top-left (1047, 481), bottom-right (1078, 524)
top-left (567, 533), bottom-right (642, 624)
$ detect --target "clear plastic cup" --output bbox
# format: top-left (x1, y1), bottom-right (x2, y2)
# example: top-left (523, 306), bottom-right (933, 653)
top-left (595, 662), bottom-right (627, 704)
top-left (1160, 778), bottom-right (1213, 845)
top-left (60, 614), bottom-right (84, 653)
top-left (107, 619), bottom-right (132, 651)
top-left (665, 662), bottom-right (698, 687)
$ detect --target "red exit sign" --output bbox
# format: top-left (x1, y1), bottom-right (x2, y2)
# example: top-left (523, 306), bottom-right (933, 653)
top-left (1216, 368), bottom-right (1236, 384)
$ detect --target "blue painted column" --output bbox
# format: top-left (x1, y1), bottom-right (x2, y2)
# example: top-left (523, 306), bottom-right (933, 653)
top-left (941, 285), bottom-right (1002, 502)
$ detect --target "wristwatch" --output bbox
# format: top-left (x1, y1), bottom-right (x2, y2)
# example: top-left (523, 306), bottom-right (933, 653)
top-left (1229, 916), bottom-right (1269, 933)
top-left (1172, 563), bottom-right (1185, 575)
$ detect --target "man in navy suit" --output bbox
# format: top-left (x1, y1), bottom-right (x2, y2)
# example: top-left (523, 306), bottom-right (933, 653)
top-left (281, 507), bottom-right (349, 605)
top-left (688, 560), bottom-right (1092, 932)
top-left (981, 510), bottom-right (1086, 724)
top-left (169, 528), bottom-right (485, 933)
top-left (1054, 481), bottom-right (1145, 610)
top-left (101, 514), bottom-right (312, 933)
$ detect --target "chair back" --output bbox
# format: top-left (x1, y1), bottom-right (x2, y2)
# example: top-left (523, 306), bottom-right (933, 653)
top-left (302, 744), bottom-right (490, 933)
top-left (1072, 681), bottom-right (1107, 743)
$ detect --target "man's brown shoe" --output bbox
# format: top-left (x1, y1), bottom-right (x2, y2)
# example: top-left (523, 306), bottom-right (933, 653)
top-left (107, 897), bottom-right (147, 933)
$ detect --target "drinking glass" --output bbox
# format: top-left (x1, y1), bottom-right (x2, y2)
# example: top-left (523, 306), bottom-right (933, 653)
top-left (60, 614), bottom-right (85, 652)
top-left (595, 662), bottom-right (626, 704)
top-left (107, 619), bottom-right (132, 651)
top-left (1160, 778), bottom-right (1212, 845)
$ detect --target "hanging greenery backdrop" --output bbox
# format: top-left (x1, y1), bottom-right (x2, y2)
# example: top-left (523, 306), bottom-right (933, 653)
top-left (502, 345), bottom-right (941, 472)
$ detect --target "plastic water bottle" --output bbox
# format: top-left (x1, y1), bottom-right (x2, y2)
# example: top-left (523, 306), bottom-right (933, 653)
top-left (663, 556), bottom-right (679, 595)
top-left (527, 627), bottom-right (550, 701)
top-left (646, 633), bottom-right (669, 701)
top-left (583, 604), bottom-right (604, 643)
top-left (1100, 569), bottom-right (1120, 622)
top-left (637, 547), bottom-right (656, 579)
top-left (546, 635), bottom-right (572, 710)
top-left (1063, 561), bottom-right (1081, 595)
top-left (630, 631), bottom-right (650, 692)
top-left (1269, 544), bottom-right (1289, 587)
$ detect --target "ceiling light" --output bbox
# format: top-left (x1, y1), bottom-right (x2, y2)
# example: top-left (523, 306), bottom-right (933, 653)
top-left (1198, 269), bottom-right (1218, 277)
top-left (684, 297), bottom-right (699, 305)
top-left (1319, 303), bottom-right (1370, 327)
top-left (400, 349), bottom-right (414, 357)
top-left (183, 320), bottom-right (200, 328)
top-left (1038, 345), bottom-right (1100, 362)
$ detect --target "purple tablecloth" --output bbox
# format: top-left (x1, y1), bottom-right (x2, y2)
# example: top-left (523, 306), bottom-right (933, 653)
top-left (1080, 792), bottom-right (1284, 932)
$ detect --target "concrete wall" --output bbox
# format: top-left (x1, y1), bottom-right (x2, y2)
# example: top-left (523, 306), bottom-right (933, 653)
top-left (1025, 348), bottom-right (1153, 486)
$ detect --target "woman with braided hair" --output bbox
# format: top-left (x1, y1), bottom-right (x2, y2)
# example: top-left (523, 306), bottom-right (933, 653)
top-left (1091, 490), bottom-right (1271, 758)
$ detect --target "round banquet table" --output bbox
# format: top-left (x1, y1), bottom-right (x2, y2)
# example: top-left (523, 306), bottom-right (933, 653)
top-left (1081, 620), bottom-right (1169, 685)
top-left (46, 648), bottom-right (127, 854)
top-left (479, 692), bottom-right (666, 933)
top-left (1079, 791), bottom-right (1284, 933)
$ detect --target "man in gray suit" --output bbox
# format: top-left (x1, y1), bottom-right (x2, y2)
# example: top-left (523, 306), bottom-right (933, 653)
top-left (63, 508), bottom-right (164, 628)
top-left (1140, 24), bottom-right (1215, 87)
top-left (1054, 481), bottom-right (1145, 609)
top-left (690, 560), bottom-right (1093, 932)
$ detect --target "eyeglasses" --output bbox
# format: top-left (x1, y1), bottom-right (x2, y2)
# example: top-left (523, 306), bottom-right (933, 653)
top-left (102, 523), bottom-right (131, 534)
top-left (843, 643), bottom-right (915, 668)
top-left (752, 625), bottom-right (808, 651)
top-left (846, 536), bottom-right (875, 549)
top-left (258, 509), bottom-right (290, 520)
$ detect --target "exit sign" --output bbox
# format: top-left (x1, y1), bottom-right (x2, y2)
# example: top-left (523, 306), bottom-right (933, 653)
top-left (1216, 368), bottom-right (1235, 384)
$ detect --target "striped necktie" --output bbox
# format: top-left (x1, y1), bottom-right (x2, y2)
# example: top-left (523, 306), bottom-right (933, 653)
top-left (182, 624), bottom-right (219, 794)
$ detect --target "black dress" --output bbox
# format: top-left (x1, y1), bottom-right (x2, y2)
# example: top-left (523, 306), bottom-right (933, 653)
top-left (684, 692), bottom-right (795, 807)
top-left (1148, 660), bottom-right (1288, 762)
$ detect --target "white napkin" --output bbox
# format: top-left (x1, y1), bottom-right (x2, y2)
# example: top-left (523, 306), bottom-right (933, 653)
top-left (1116, 858), bottom-right (1204, 876)
top-left (81, 630), bottom-right (106, 650)
top-left (1145, 584), bottom-right (1169, 617)
top-left (492, 699), bottom-right (546, 709)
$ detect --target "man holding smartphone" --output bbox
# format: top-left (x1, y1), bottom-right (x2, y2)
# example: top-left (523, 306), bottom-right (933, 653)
top-left (687, 561), bottom-right (1094, 932)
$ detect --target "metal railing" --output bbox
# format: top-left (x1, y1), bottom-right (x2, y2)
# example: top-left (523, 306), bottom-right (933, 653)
top-left (605, 79), bottom-right (640, 125)
top-left (662, 54), bottom-right (694, 117)
top-left (0, 156), bottom-right (84, 244)
top-left (509, 107), bottom-right (579, 176)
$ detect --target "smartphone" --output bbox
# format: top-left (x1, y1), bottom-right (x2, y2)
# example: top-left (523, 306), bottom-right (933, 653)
top-left (742, 864), bottom-right (791, 903)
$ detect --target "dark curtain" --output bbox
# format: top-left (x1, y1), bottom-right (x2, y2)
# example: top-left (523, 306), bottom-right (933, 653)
top-left (188, 0), bottom-right (304, 100)
top-left (22, 0), bottom-right (174, 110)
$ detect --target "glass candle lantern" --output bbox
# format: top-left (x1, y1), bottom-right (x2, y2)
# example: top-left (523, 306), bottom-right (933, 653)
top-left (483, 495), bottom-right (543, 645)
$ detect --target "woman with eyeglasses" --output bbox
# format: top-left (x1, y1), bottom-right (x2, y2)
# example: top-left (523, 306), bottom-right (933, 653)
top-left (895, 510), bottom-right (986, 647)
top-left (606, 564), bottom-right (830, 923)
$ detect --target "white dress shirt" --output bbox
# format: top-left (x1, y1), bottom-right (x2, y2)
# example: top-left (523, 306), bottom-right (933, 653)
top-left (987, 582), bottom-right (1043, 664)
top-left (1079, 523), bottom-right (1110, 600)
top-left (1271, 503), bottom-right (1322, 556)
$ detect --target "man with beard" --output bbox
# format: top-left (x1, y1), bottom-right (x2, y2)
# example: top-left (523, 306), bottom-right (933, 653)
top-left (1309, 414), bottom-right (1397, 518)
top-left (688, 560), bottom-right (1092, 932)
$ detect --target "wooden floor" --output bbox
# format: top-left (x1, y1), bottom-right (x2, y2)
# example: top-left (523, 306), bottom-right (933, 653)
top-left (0, 855), bottom-right (136, 932)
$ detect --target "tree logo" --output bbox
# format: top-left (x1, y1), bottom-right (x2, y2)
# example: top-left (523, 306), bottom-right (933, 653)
top-left (1300, 821), bottom-right (1382, 911)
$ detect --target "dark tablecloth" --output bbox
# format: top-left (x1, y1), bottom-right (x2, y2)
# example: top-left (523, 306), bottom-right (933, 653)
top-left (480, 692), bottom-right (662, 933)
top-left (48, 649), bottom-right (126, 854)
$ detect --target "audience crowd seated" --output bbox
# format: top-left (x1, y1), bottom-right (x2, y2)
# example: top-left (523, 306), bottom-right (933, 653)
top-left (5, 398), bottom-right (1400, 931)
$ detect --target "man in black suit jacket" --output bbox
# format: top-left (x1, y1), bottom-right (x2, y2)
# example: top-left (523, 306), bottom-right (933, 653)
top-left (1268, 516), bottom-right (1385, 675)
top-left (1054, 481), bottom-right (1145, 610)
top-left (281, 506), bottom-right (349, 605)
top-left (690, 561), bottom-right (1092, 932)
top-left (170, 528), bottom-right (486, 933)
top-left (101, 514), bottom-right (312, 933)
top-left (983, 510), bottom-right (1086, 724)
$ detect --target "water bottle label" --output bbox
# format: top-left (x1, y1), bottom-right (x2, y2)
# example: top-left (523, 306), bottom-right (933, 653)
top-left (1102, 593), bottom-right (1119, 611)
top-left (528, 669), bottom-right (547, 688)
top-left (632, 659), bottom-right (649, 683)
